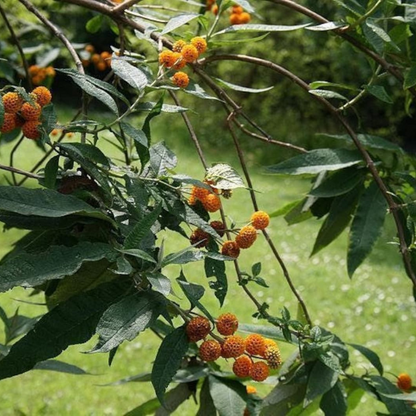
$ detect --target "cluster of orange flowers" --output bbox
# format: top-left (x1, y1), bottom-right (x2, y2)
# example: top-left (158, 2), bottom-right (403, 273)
top-left (159, 37), bottom-right (207, 89)
top-left (186, 313), bottom-right (282, 382)
top-left (206, 0), bottom-right (219, 15)
top-left (188, 180), bottom-right (222, 212)
top-left (397, 373), bottom-right (413, 391)
top-left (221, 211), bottom-right (270, 258)
top-left (28, 65), bottom-right (56, 86)
top-left (81, 45), bottom-right (112, 72)
top-left (229, 5), bottom-right (251, 25)
top-left (0, 87), bottom-right (52, 140)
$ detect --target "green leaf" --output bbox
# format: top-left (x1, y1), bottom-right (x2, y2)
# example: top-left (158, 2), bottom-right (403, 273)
top-left (147, 273), bottom-right (172, 296)
top-left (0, 96), bottom-right (4, 127)
top-left (151, 326), bottom-right (189, 405)
top-left (348, 343), bottom-right (383, 375)
top-left (309, 167), bottom-right (365, 197)
top-left (213, 23), bottom-right (310, 36)
top-left (124, 205), bottom-right (162, 249)
top-left (204, 257), bottom-right (228, 306)
top-left (380, 392), bottom-right (416, 401)
top-left (162, 247), bottom-right (204, 267)
top-left (161, 13), bottom-right (200, 34)
top-left (0, 279), bottom-right (130, 380)
top-left (363, 19), bottom-right (398, 54)
top-left (111, 57), bottom-right (148, 91)
top-left (177, 274), bottom-right (214, 322)
top-left (0, 186), bottom-right (112, 222)
top-left (320, 381), bottom-right (347, 416)
top-left (34, 360), bottom-right (89, 375)
top-left (311, 186), bottom-right (362, 256)
top-left (232, 0), bottom-right (255, 13)
top-left (118, 249), bottom-right (156, 264)
top-left (205, 163), bottom-right (245, 189)
top-left (309, 89), bottom-right (348, 101)
top-left (91, 291), bottom-right (166, 353)
top-left (149, 142), bottom-right (177, 177)
top-left (56, 69), bottom-right (118, 114)
top-left (197, 378), bottom-right (217, 416)
top-left (214, 77), bottom-right (274, 93)
top-left (266, 149), bottom-right (362, 175)
top-left (316, 133), bottom-right (403, 153)
top-left (3, 310), bottom-right (40, 344)
top-left (368, 375), bottom-right (416, 415)
top-left (365, 85), bottom-right (393, 104)
top-left (404, 66), bottom-right (416, 89)
top-left (44, 155), bottom-right (60, 190)
top-left (59, 143), bottom-right (110, 168)
top-left (347, 181), bottom-right (387, 277)
top-left (304, 360), bottom-right (339, 406)
top-left (209, 375), bottom-right (247, 416)
top-left (184, 81), bottom-right (222, 101)
top-left (86, 14), bottom-right (103, 33)
top-left (306, 22), bottom-right (345, 31)
top-left (252, 262), bottom-right (261, 276)
top-left (309, 80), bottom-right (358, 91)
top-left (0, 242), bottom-right (116, 292)
top-left (124, 396), bottom-right (161, 416)
top-left (120, 122), bottom-right (148, 148)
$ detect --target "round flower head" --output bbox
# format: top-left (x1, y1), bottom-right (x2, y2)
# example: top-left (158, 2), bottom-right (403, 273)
top-left (235, 225), bottom-right (257, 249)
top-left (245, 334), bottom-right (266, 356)
top-left (181, 44), bottom-right (199, 63)
top-left (202, 193), bottom-right (221, 212)
top-left (191, 37), bottom-right (207, 55)
top-left (172, 71), bottom-right (190, 89)
top-left (397, 373), bottom-right (412, 390)
top-left (199, 339), bottom-right (221, 362)
top-left (190, 228), bottom-right (210, 248)
top-left (233, 355), bottom-right (253, 378)
top-left (239, 12), bottom-right (251, 24)
top-left (250, 361), bottom-right (269, 382)
top-left (21, 101), bottom-right (42, 121)
top-left (250, 211), bottom-right (270, 230)
top-left (2, 92), bottom-right (23, 113)
top-left (1, 113), bottom-right (17, 133)
top-left (186, 316), bottom-right (211, 342)
top-left (22, 120), bottom-right (41, 140)
top-left (216, 313), bottom-right (238, 336)
top-left (32, 86), bottom-right (52, 107)
top-left (221, 240), bottom-right (240, 258)
top-left (221, 335), bottom-right (245, 358)
top-left (159, 50), bottom-right (176, 68)
top-left (172, 40), bottom-right (186, 53)
top-left (210, 221), bottom-right (225, 237)
top-left (172, 52), bottom-right (187, 70)
top-left (264, 345), bottom-right (282, 369)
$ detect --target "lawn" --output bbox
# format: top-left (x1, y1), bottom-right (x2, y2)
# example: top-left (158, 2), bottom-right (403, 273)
top-left (0, 117), bottom-right (415, 415)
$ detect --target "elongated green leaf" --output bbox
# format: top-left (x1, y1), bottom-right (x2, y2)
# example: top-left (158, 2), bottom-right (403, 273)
top-left (311, 186), bottom-right (362, 256)
top-left (111, 57), bottom-right (148, 91)
top-left (348, 181), bottom-right (387, 277)
top-left (0, 242), bottom-right (116, 292)
top-left (205, 163), bottom-right (245, 189)
top-left (118, 249), bottom-right (156, 264)
top-left (56, 69), bottom-right (118, 113)
top-left (161, 13), bottom-right (200, 34)
top-left (91, 291), bottom-right (165, 353)
top-left (381, 392), bottom-right (416, 401)
top-left (348, 343), bottom-right (383, 375)
top-left (204, 257), bottom-right (227, 306)
top-left (209, 376), bottom-right (247, 416)
top-left (162, 247), bottom-right (204, 267)
top-left (363, 19), bottom-right (397, 54)
top-left (120, 122), bottom-right (148, 148)
top-left (214, 77), bottom-right (274, 93)
top-left (213, 23), bottom-right (310, 36)
top-left (266, 149), bottom-right (362, 176)
top-left (136, 102), bottom-right (188, 113)
top-left (320, 381), bottom-right (347, 416)
top-left (124, 396), bottom-right (160, 416)
top-left (147, 273), bottom-right (172, 297)
top-left (309, 167), bottom-right (365, 197)
top-left (0, 279), bottom-right (130, 380)
top-left (404, 66), bottom-right (416, 89)
top-left (304, 360), bottom-right (339, 406)
top-left (184, 81), bottom-right (222, 101)
top-left (368, 375), bottom-right (415, 414)
top-left (0, 97), bottom-right (4, 127)
top-left (306, 22), bottom-right (345, 31)
top-left (59, 143), bottom-right (109, 167)
top-left (34, 360), bottom-right (89, 375)
top-left (86, 14), bottom-right (103, 33)
top-left (177, 275), bottom-right (214, 322)
top-left (44, 155), bottom-right (60, 190)
top-left (317, 133), bottom-right (402, 153)
top-left (149, 142), bottom-right (177, 177)
top-left (365, 85), bottom-right (393, 104)
top-left (197, 378), bottom-right (217, 416)
top-left (151, 326), bottom-right (189, 405)
top-left (309, 89), bottom-right (348, 101)
top-left (0, 186), bottom-right (112, 222)
top-left (124, 205), bottom-right (162, 249)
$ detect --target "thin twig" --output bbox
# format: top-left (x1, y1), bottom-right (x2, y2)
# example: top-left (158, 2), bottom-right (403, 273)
top-left (112, 0), bottom-right (143, 13)
top-left (0, 3), bottom-right (32, 90)
top-left (9, 136), bottom-right (25, 185)
top-left (0, 163), bottom-right (41, 180)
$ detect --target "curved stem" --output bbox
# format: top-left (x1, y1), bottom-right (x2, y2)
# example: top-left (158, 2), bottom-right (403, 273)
top-left (0, 163), bottom-right (41, 180)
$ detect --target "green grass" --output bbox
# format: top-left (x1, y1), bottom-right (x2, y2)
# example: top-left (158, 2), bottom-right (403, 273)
top-left (0, 121), bottom-right (416, 415)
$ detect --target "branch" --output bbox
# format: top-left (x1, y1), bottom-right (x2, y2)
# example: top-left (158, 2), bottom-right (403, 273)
top-left (0, 163), bottom-right (41, 180)
top-left (203, 53), bottom-right (416, 288)
top-left (269, 0), bottom-right (416, 98)
top-left (112, 0), bottom-right (143, 14)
